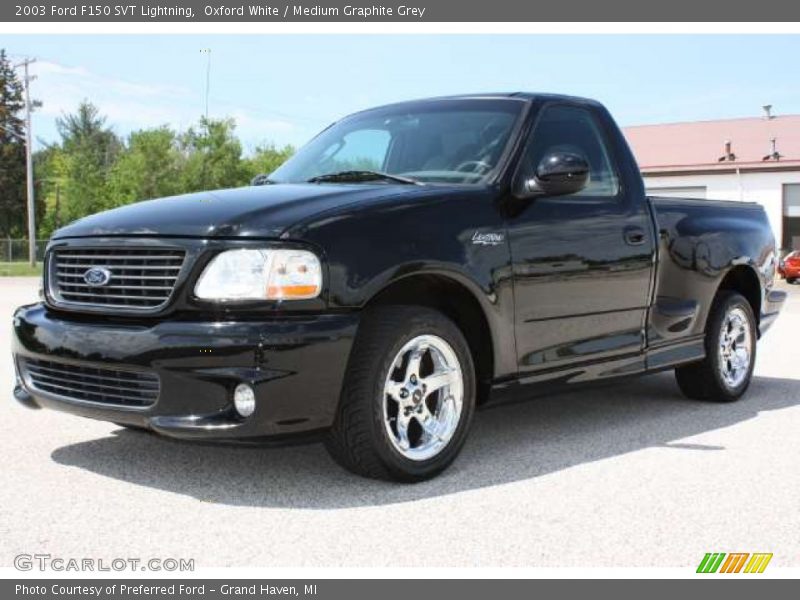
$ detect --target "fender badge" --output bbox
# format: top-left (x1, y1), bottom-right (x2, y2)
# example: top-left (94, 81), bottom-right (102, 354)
top-left (471, 231), bottom-right (505, 246)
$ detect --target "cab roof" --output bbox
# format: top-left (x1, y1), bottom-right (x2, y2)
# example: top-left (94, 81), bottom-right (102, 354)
top-left (348, 92), bottom-right (605, 117)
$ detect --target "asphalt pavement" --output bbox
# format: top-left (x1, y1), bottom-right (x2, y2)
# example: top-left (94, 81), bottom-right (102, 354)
top-left (1, 276), bottom-right (798, 568)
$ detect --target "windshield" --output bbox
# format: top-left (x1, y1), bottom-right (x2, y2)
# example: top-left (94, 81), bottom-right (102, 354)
top-left (269, 99), bottom-right (525, 185)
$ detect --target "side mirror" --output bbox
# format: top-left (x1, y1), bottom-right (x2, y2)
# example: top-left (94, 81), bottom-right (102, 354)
top-left (251, 174), bottom-right (275, 186)
top-left (525, 152), bottom-right (589, 197)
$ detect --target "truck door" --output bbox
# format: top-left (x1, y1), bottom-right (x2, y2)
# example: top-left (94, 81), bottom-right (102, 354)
top-left (507, 103), bottom-right (654, 380)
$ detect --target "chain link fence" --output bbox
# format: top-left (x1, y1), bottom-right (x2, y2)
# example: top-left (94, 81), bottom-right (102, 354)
top-left (0, 239), bottom-right (49, 263)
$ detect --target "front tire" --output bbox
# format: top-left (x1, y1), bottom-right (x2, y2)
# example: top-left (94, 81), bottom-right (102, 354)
top-left (675, 291), bottom-right (756, 402)
top-left (325, 306), bottom-right (476, 482)
top-left (787, 277), bottom-right (797, 284)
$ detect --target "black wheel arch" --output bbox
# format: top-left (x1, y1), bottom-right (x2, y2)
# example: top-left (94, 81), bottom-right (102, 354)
top-left (715, 264), bottom-right (763, 335)
top-left (360, 270), bottom-right (498, 404)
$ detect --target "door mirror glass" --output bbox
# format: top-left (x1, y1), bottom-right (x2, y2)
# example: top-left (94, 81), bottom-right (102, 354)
top-left (526, 151), bottom-right (590, 196)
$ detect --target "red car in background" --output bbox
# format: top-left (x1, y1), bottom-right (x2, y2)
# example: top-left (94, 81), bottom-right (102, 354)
top-left (779, 251), bottom-right (800, 283)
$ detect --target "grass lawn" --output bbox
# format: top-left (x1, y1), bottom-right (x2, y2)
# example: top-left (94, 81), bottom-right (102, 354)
top-left (0, 262), bottom-right (43, 277)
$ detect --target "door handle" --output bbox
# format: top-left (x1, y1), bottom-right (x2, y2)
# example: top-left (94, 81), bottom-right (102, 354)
top-left (624, 226), bottom-right (647, 246)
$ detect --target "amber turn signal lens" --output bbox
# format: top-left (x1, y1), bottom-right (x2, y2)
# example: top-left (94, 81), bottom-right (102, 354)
top-left (266, 284), bottom-right (320, 299)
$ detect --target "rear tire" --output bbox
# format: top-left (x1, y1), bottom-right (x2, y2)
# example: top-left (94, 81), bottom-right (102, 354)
top-left (325, 306), bottom-right (476, 482)
top-left (675, 291), bottom-right (756, 402)
top-left (787, 278), bottom-right (797, 284)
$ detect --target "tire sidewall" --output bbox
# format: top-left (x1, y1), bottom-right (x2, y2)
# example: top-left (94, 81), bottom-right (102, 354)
top-left (366, 310), bottom-right (476, 480)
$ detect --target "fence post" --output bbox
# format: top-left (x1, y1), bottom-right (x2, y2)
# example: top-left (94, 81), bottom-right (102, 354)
top-left (6, 238), bottom-right (11, 263)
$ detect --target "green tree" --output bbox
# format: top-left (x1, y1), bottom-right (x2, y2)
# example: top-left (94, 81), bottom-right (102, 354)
top-left (0, 49), bottom-right (27, 238)
top-left (243, 142), bottom-right (295, 181)
top-left (30, 104), bottom-right (298, 234)
top-left (55, 101), bottom-right (121, 223)
top-left (107, 126), bottom-right (182, 206)
top-left (178, 117), bottom-right (248, 192)
top-left (33, 144), bottom-right (67, 238)
top-left (57, 101), bottom-right (121, 157)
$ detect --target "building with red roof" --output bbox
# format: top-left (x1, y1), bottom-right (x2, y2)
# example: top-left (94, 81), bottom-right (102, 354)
top-left (623, 108), bottom-right (800, 251)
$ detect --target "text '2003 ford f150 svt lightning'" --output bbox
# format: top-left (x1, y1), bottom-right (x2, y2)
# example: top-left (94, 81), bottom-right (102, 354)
top-left (12, 93), bottom-right (786, 481)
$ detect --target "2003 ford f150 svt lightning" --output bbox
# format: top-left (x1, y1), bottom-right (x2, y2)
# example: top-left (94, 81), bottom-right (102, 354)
top-left (12, 93), bottom-right (786, 481)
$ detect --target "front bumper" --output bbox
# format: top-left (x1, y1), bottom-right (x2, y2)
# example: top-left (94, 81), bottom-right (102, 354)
top-left (12, 303), bottom-right (358, 442)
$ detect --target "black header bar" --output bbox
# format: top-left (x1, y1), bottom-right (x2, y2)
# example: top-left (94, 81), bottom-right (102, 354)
top-left (3, 0), bottom-right (800, 22)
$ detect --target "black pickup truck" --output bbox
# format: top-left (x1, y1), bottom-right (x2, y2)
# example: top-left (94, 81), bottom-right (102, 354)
top-left (12, 93), bottom-right (786, 481)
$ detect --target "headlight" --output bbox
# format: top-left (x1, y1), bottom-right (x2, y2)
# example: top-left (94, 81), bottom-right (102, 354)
top-left (194, 248), bottom-right (322, 301)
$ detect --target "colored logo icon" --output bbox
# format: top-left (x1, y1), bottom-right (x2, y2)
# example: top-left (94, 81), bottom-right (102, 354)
top-left (697, 552), bottom-right (773, 573)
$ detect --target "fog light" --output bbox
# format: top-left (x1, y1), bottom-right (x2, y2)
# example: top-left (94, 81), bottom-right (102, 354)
top-left (233, 383), bottom-right (256, 417)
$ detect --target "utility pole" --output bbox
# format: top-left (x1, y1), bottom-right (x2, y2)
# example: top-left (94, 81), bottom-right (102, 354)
top-left (199, 48), bottom-right (211, 189)
top-left (16, 58), bottom-right (37, 267)
top-left (200, 48), bottom-right (211, 121)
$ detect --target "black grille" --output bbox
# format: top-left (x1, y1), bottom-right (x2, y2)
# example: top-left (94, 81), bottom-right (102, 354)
top-left (49, 247), bottom-right (185, 310)
top-left (21, 358), bottom-right (159, 408)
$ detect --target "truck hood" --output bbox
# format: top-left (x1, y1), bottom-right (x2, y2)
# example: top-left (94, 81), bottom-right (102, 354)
top-left (53, 184), bottom-right (419, 239)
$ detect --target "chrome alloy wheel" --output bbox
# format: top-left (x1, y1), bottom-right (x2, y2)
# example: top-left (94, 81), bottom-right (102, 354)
top-left (383, 334), bottom-right (464, 461)
top-left (718, 306), bottom-right (753, 389)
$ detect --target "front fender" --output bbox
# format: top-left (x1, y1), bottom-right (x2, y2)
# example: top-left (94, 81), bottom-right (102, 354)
top-left (285, 187), bottom-right (518, 379)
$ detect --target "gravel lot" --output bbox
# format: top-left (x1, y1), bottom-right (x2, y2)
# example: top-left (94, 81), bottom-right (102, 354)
top-left (1, 276), bottom-right (798, 568)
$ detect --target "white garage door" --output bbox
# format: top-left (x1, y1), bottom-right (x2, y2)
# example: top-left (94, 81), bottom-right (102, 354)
top-left (784, 184), bottom-right (800, 250)
top-left (646, 186), bottom-right (707, 199)
top-left (785, 184), bottom-right (800, 217)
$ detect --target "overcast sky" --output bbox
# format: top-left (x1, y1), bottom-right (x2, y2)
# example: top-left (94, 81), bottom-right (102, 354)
top-left (5, 35), bottom-right (800, 153)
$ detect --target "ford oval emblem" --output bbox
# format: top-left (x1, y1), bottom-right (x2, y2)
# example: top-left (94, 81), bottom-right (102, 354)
top-left (83, 266), bottom-right (112, 287)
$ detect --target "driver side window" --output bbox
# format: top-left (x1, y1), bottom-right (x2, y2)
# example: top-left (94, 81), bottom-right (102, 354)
top-left (523, 105), bottom-right (619, 197)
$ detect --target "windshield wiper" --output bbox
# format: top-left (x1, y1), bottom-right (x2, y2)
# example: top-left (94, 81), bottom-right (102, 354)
top-left (307, 170), bottom-right (420, 185)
